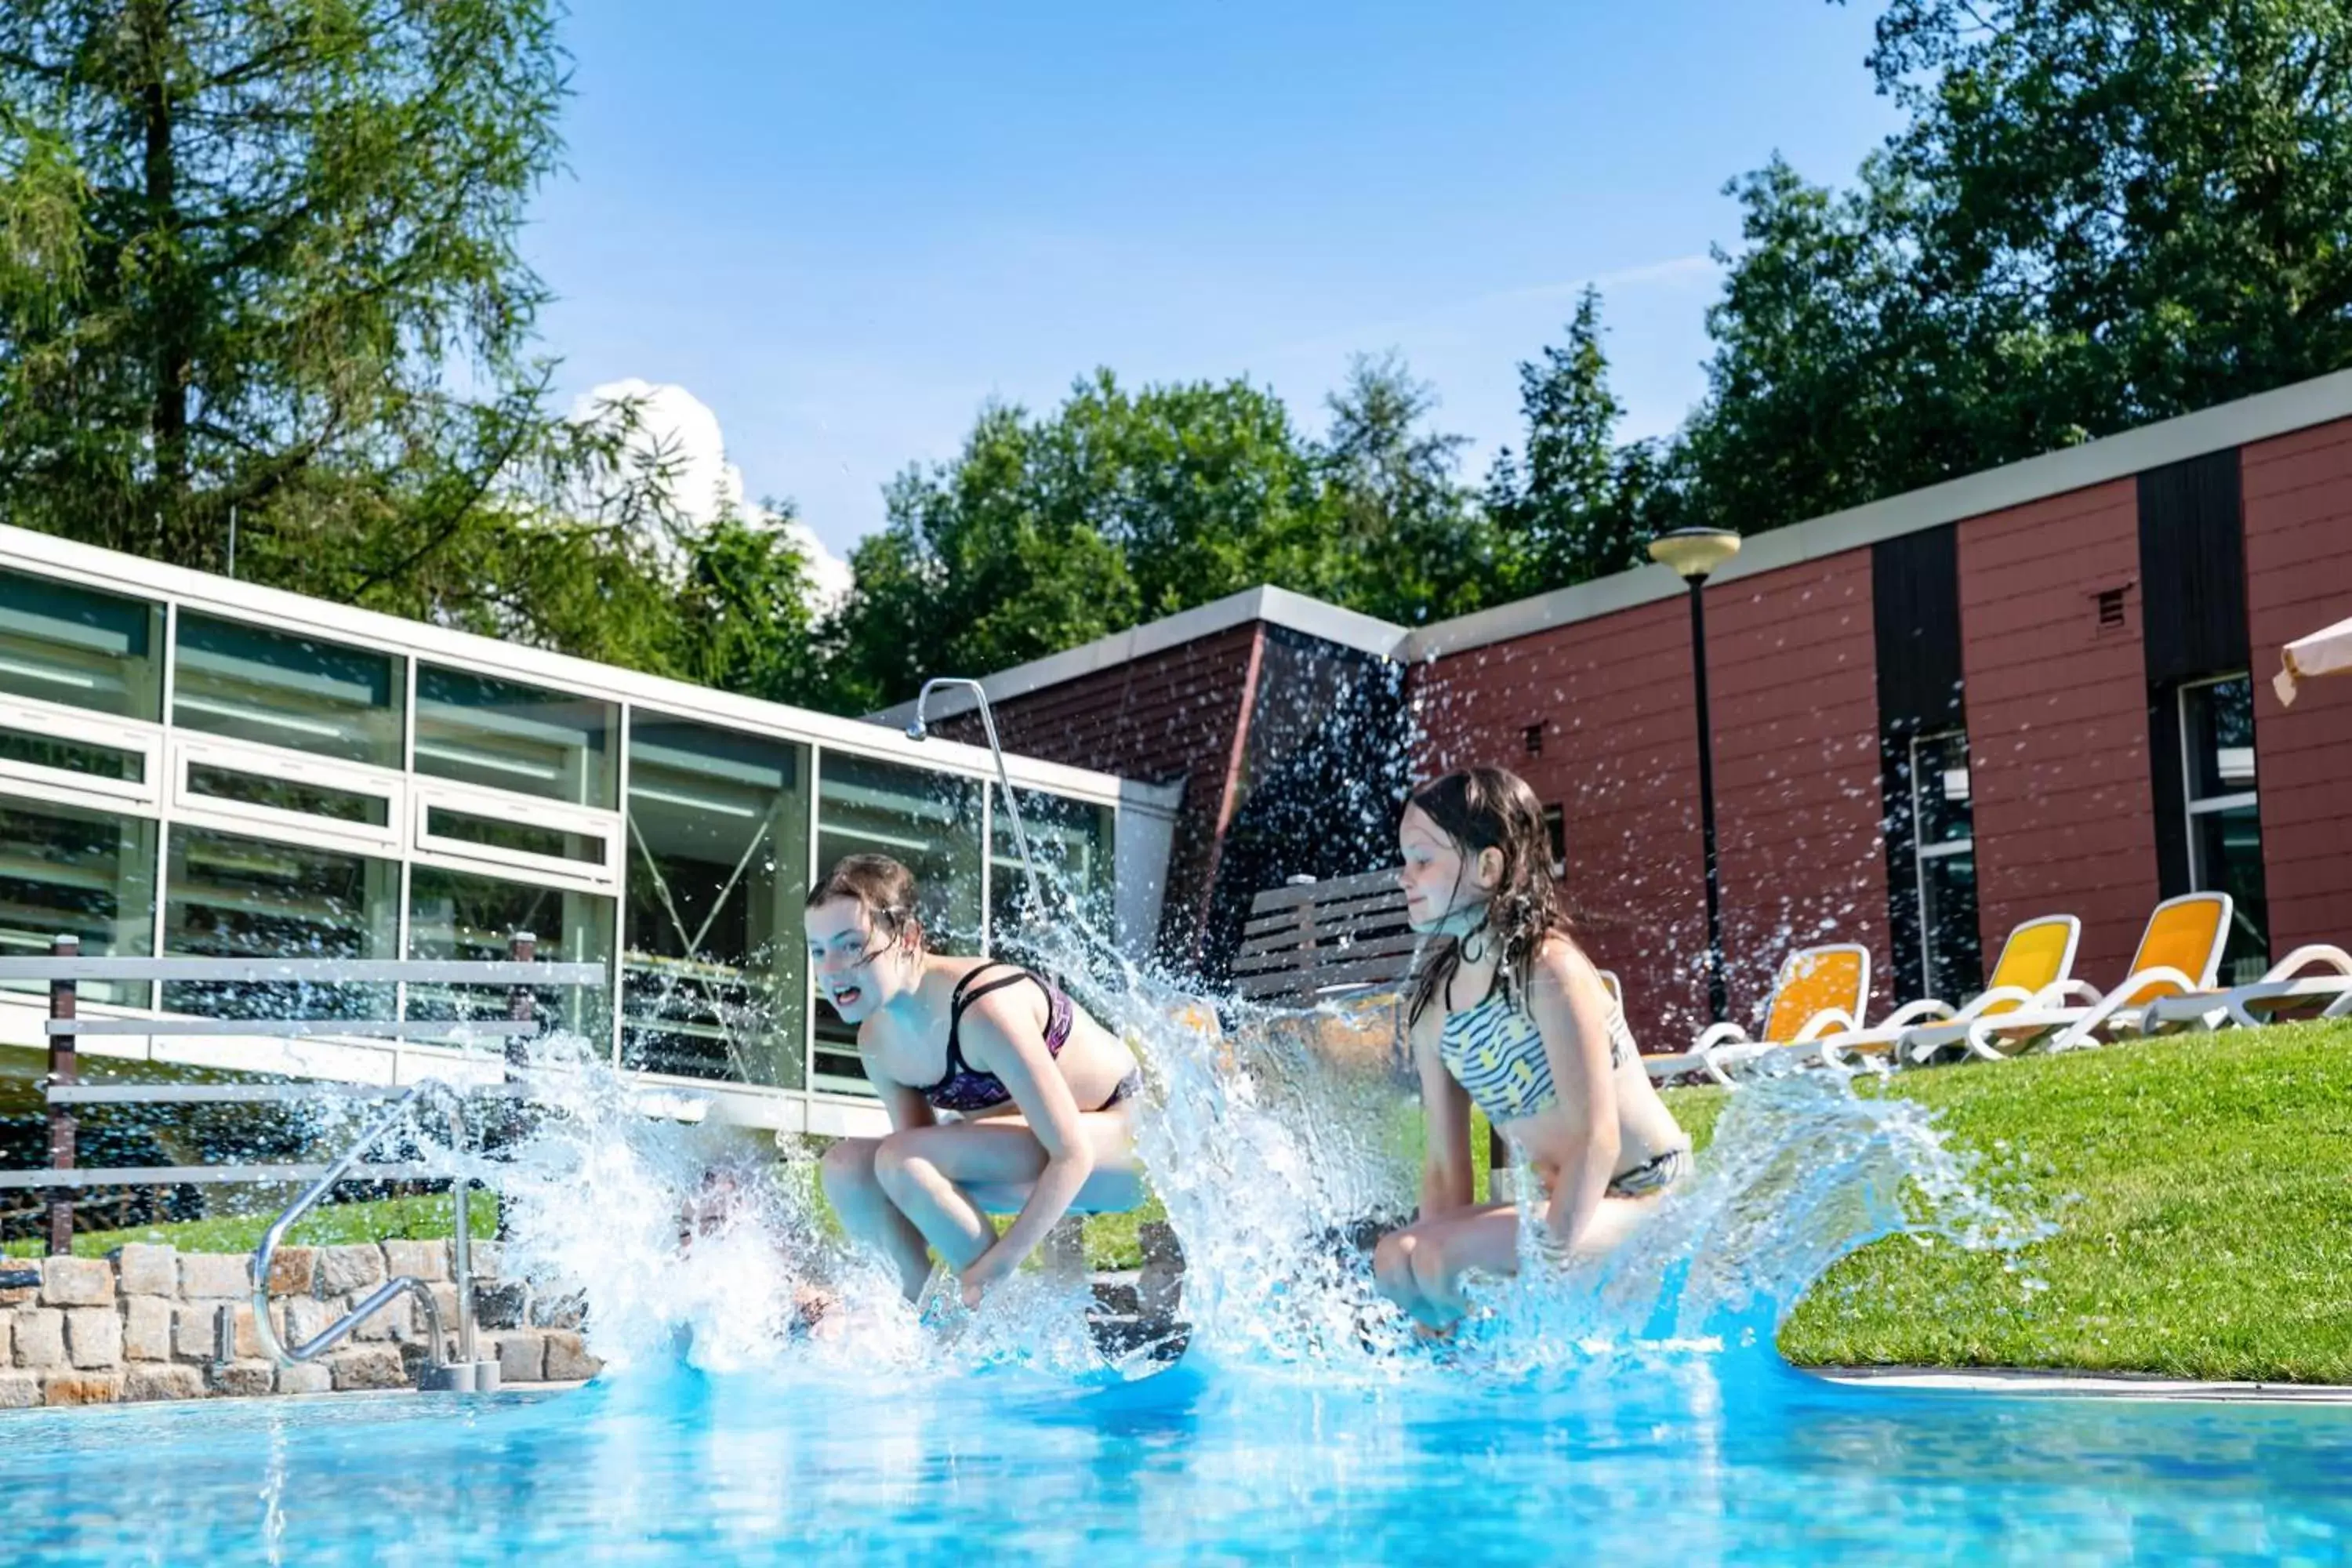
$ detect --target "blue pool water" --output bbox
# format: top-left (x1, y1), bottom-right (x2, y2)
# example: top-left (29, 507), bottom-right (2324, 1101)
top-left (5, 1355), bottom-right (2350, 1565)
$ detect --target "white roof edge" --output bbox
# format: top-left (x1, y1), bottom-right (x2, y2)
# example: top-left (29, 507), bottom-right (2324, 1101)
top-left (1406, 367), bottom-right (2352, 659)
top-left (0, 522), bottom-right (1135, 804)
top-left (873, 583), bottom-right (1410, 726)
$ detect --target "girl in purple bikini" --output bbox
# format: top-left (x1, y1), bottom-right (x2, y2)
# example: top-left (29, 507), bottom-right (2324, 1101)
top-left (809, 854), bottom-right (1146, 1309)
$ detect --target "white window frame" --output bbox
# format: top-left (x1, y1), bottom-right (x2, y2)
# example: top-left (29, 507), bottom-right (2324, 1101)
top-left (2178, 673), bottom-right (2259, 891)
top-left (0, 694), bottom-right (164, 815)
top-left (411, 779), bottom-right (622, 895)
top-left (167, 734), bottom-right (406, 857)
top-left (1911, 730), bottom-right (1976, 996)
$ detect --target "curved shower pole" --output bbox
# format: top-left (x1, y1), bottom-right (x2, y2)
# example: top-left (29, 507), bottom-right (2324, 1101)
top-left (905, 677), bottom-right (1045, 921)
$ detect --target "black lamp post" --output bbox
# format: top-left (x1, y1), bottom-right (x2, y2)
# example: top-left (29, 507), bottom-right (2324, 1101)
top-left (1649, 526), bottom-right (1742, 1025)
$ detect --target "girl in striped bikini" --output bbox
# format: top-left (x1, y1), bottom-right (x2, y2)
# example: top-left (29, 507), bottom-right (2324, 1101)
top-left (1372, 768), bottom-right (1692, 1333)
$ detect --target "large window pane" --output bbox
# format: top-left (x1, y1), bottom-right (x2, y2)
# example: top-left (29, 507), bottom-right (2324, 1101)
top-left (2181, 676), bottom-right (2268, 982)
top-left (1919, 850), bottom-right (1983, 1002)
top-left (2183, 676), bottom-right (2257, 800)
top-left (811, 754), bottom-right (982, 1092)
top-left (172, 613), bottom-right (402, 767)
top-left (406, 867), bottom-right (613, 1044)
top-left (2191, 804), bottom-right (2272, 986)
top-left (622, 717), bottom-right (810, 1087)
top-left (162, 826), bottom-right (397, 1020)
top-left (0, 798), bottom-right (155, 1007)
top-left (0, 724), bottom-right (144, 785)
top-left (988, 785), bottom-right (1113, 960)
top-left (1912, 732), bottom-right (1974, 847)
top-left (413, 666), bottom-right (615, 809)
top-left (0, 569), bottom-right (162, 721)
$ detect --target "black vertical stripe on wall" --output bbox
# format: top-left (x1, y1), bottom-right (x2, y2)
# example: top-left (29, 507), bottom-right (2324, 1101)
top-left (2138, 448), bottom-right (2249, 686)
top-left (1873, 525), bottom-right (1965, 1003)
top-left (2139, 447), bottom-right (2249, 897)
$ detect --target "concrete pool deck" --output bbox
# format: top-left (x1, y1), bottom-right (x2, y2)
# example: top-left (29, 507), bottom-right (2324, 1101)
top-left (1812, 1367), bottom-right (2352, 1404)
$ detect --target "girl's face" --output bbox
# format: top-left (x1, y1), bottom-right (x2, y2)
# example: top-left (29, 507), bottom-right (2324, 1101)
top-left (1398, 804), bottom-right (1501, 935)
top-left (804, 897), bottom-right (917, 1022)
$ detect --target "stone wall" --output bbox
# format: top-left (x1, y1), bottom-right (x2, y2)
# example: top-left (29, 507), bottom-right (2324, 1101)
top-left (0, 1243), bottom-right (601, 1409)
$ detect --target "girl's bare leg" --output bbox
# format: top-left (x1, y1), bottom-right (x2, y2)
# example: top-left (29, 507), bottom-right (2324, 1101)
top-left (818, 1136), bottom-right (933, 1300)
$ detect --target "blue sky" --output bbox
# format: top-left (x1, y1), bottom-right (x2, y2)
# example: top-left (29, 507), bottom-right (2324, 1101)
top-left (528, 2), bottom-right (1905, 562)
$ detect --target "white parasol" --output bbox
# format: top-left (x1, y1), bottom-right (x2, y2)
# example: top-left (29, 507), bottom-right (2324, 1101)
top-left (2274, 612), bottom-right (2352, 706)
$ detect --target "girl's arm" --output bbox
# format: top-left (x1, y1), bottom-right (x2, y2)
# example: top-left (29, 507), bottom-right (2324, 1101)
top-left (861, 1027), bottom-right (938, 1134)
top-left (1414, 1008), bottom-right (1476, 1218)
top-left (949, 995), bottom-right (1094, 1298)
top-left (1528, 941), bottom-right (1621, 1254)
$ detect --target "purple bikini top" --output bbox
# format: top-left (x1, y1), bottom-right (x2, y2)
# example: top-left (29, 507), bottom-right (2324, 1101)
top-left (923, 964), bottom-right (1073, 1113)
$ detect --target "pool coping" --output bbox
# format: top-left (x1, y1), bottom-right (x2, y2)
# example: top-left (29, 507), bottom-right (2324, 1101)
top-left (1809, 1367), bottom-right (2352, 1405)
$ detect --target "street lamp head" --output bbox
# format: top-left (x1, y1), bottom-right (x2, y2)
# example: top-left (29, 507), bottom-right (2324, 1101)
top-left (1648, 527), bottom-right (1742, 583)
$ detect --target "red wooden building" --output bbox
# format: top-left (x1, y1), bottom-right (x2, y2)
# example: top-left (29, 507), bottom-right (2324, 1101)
top-left (891, 370), bottom-right (2352, 1047)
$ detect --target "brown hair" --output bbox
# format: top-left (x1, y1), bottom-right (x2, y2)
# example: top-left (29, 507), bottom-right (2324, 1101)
top-left (804, 853), bottom-right (924, 953)
top-left (1403, 767), bottom-right (1572, 1026)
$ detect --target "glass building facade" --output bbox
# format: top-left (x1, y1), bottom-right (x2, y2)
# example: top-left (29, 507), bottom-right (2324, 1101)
top-left (0, 538), bottom-right (1164, 1131)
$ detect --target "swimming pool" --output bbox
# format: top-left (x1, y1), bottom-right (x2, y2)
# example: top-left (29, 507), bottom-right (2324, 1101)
top-left (5, 1356), bottom-right (2348, 1565)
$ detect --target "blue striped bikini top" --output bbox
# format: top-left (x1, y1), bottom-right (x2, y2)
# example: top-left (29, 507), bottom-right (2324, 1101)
top-left (1438, 975), bottom-right (1635, 1125)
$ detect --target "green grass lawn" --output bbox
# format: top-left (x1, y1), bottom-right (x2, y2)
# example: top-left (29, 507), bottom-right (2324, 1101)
top-left (4, 1189), bottom-right (502, 1261)
top-left (1671, 1018), bottom-right (2352, 1382)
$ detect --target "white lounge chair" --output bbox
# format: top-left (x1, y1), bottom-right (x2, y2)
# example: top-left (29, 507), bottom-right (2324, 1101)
top-left (1816, 915), bottom-right (2083, 1069)
top-left (1944, 893), bottom-right (2232, 1062)
top-left (2135, 943), bottom-right (2352, 1033)
top-left (1641, 945), bottom-right (1871, 1086)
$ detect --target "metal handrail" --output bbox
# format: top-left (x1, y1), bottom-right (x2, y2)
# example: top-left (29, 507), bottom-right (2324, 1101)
top-left (249, 1080), bottom-right (492, 1392)
top-left (0, 958), bottom-right (604, 984)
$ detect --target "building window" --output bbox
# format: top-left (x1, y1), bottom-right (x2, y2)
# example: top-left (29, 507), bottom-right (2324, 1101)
top-left (811, 753), bottom-right (982, 1094)
top-left (622, 716), bottom-right (810, 1089)
top-left (172, 613), bottom-right (403, 768)
top-left (2180, 673), bottom-right (2270, 983)
top-left (405, 865), bottom-right (613, 1044)
top-left (989, 786), bottom-right (1113, 962)
top-left (0, 569), bottom-right (162, 721)
top-left (412, 665), bottom-right (615, 810)
top-left (161, 826), bottom-right (399, 1022)
top-left (0, 797), bottom-right (157, 1007)
top-left (1542, 804), bottom-right (1566, 879)
top-left (1911, 731), bottom-right (1982, 1000)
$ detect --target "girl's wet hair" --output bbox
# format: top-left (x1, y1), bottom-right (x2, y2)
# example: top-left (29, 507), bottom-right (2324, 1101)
top-left (805, 853), bottom-right (924, 953)
top-left (1403, 767), bottom-right (1573, 1025)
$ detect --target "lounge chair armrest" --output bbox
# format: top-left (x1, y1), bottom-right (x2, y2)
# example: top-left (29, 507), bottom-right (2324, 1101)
top-left (1795, 1008), bottom-right (1863, 1044)
top-left (1882, 999), bottom-right (1956, 1029)
top-left (1693, 1022), bottom-right (1751, 1052)
top-left (2042, 979), bottom-right (2106, 1008)
top-left (2263, 946), bottom-right (2352, 982)
top-left (1958, 985), bottom-right (2034, 1020)
top-left (2106, 966), bottom-right (2204, 1009)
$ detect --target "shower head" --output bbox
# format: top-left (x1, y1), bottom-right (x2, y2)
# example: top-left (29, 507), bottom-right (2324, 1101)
top-left (904, 718), bottom-right (928, 742)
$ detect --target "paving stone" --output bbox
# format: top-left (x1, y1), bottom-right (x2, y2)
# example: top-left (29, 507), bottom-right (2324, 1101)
top-left (470, 1242), bottom-right (503, 1280)
top-left (543, 1330), bottom-right (600, 1382)
top-left (383, 1240), bottom-right (448, 1284)
top-left (64, 1307), bottom-right (122, 1370)
top-left (38, 1256), bottom-right (113, 1308)
top-left (122, 1363), bottom-right (206, 1403)
top-left (0, 1261), bottom-right (37, 1308)
top-left (530, 1290), bottom-right (587, 1330)
top-left (207, 1360), bottom-right (275, 1398)
top-left (0, 1370), bottom-right (40, 1408)
top-left (285, 1296), bottom-right (341, 1346)
top-left (113, 1243), bottom-right (177, 1298)
top-left (267, 1247), bottom-right (316, 1298)
top-left (42, 1370), bottom-right (123, 1406)
top-left (122, 1296), bottom-right (172, 1362)
top-left (0, 1310), bottom-right (11, 1365)
top-left (171, 1303), bottom-right (222, 1364)
top-left (275, 1362), bottom-right (333, 1396)
top-left (495, 1331), bottom-right (546, 1383)
top-left (14, 1308), bottom-right (64, 1369)
top-left (474, 1279), bottom-right (529, 1330)
top-left (350, 1291), bottom-right (409, 1341)
top-left (178, 1252), bottom-right (252, 1299)
top-left (329, 1344), bottom-right (406, 1392)
top-left (315, 1245), bottom-right (387, 1296)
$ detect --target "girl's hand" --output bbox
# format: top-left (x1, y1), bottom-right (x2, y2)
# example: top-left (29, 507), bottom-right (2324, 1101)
top-left (959, 1250), bottom-right (1014, 1308)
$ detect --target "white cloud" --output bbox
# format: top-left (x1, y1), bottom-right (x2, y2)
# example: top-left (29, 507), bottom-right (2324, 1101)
top-left (572, 378), bottom-right (854, 611)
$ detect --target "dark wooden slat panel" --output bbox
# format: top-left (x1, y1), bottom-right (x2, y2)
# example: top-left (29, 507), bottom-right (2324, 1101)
top-left (1238, 909), bottom-right (1416, 956)
top-left (1245, 867), bottom-right (1404, 914)
top-left (1231, 931), bottom-right (1424, 975)
top-left (1243, 887), bottom-right (1407, 938)
top-left (1232, 954), bottom-right (1416, 1000)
